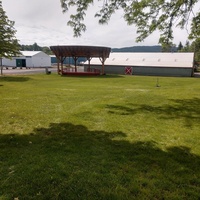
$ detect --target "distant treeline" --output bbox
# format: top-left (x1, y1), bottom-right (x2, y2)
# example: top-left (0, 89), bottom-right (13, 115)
top-left (20, 43), bottom-right (52, 55)
top-left (19, 42), bottom-right (199, 61)
top-left (112, 45), bottom-right (177, 52)
top-left (20, 43), bottom-right (169, 55)
top-left (20, 44), bottom-right (168, 54)
top-left (19, 44), bottom-right (176, 55)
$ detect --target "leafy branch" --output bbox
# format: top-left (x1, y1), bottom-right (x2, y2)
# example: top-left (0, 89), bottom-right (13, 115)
top-left (60, 0), bottom-right (200, 44)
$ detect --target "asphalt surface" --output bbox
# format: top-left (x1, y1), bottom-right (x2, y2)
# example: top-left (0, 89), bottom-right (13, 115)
top-left (194, 72), bottom-right (200, 77)
top-left (1, 67), bottom-right (57, 75)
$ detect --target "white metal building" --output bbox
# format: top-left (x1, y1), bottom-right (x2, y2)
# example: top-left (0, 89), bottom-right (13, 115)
top-left (2, 51), bottom-right (51, 68)
top-left (84, 52), bottom-right (195, 77)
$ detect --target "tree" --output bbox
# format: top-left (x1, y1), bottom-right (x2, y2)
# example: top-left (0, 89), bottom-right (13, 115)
top-left (33, 42), bottom-right (41, 51)
top-left (20, 43), bottom-right (52, 55)
top-left (60, 0), bottom-right (200, 45)
top-left (189, 12), bottom-right (200, 40)
top-left (182, 41), bottom-right (191, 52)
top-left (177, 42), bottom-right (183, 51)
top-left (161, 42), bottom-right (176, 52)
top-left (0, 1), bottom-right (21, 75)
top-left (179, 39), bottom-right (200, 70)
top-left (190, 38), bottom-right (200, 62)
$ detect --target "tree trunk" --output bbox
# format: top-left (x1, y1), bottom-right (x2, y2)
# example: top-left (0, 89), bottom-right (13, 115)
top-left (0, 58), bottom-right (3, 76)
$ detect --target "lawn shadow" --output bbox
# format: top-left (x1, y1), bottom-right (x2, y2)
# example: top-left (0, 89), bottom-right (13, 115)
top-left (106, 98), bottom-right (200, 127)
top-left (0, 122), bottom-right (200, 199)
top-left (0, 76), bottom-right (31, 82)
top-left (61, 74), bottom-right (124, 79)
top-left (98, 74), bottom-right (125, 78)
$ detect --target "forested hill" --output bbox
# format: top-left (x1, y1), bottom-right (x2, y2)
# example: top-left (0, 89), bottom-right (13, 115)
top-left (112, 45), bottom-right (163, 52)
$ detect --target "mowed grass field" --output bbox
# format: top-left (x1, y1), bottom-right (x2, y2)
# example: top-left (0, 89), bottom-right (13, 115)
top-left (0, 73), bottom-right (200, 199)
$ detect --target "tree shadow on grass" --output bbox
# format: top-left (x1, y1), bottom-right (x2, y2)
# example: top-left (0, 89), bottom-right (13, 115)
top-left (0, 76), bottom-right (31, 82)
top-left (0, 122), bottom-right (200, 199)
top-left (61, 74), bottom-right (124, 79)
top-left (106, 98), bottom-right (200, 128)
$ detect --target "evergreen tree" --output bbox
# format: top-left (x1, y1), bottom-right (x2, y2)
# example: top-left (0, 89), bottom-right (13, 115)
top-left (161, 42), bottom-right (176, 52)
top-left (177, 42), bottom-right (183, 51)
top-left (180, 39), bottom-right (200, 68)
top-left (189, 12), bottom-right (200, 40)
top-left (182, 41), bottom-right (191, 52)
top-left (0, 1), bottom-right (21, 75)
top-left (191, 38), bottom-right (200, 62)
top-left (33, 42), bottom-right (42, 51)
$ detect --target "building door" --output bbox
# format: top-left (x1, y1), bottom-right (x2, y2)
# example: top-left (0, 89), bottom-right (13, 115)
top-left (16, 59), bottom-right (26, 68)
top-left (125, 67), bottom-right (133, 75)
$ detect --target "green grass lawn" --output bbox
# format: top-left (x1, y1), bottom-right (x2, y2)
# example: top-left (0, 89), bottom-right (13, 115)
top-left (0, 73), bottom-right (200, 199)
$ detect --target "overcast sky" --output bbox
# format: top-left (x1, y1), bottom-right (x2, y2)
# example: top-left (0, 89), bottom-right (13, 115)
top-left (2, 0), bottom-right (192, 48)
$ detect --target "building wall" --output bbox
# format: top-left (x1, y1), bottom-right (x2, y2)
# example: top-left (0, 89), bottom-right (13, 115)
top-left (26, 57), bottom-right (33, 67)
top-left (50, 56), bottom-right (75, 65)
top-left (84, 65), bottom-right (194, 77)
top-left (31, 56), bottom-right (51, 67)
top-left (30, 51), bottom-right (51, 67)
top-left (50, 56), bottom-right (87, 65)
top-left (132, 66), bottom-right (193, 77)
top-left (2, 58), bottom-right (17, 67)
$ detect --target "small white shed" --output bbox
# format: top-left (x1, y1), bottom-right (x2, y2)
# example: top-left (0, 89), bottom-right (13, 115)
top-left (2, 51), bottom-right (51, 68)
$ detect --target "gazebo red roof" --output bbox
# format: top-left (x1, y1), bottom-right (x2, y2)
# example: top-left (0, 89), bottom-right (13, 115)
top-left (50, 45), bottom-right (111, 58)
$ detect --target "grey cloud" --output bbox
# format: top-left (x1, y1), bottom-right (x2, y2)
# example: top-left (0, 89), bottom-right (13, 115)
top-left (2, 0), bottom-right (190, 48)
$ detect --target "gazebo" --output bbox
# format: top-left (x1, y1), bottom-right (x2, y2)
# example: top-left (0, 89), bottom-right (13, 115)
top-left (50, 45), bottom-right (111, 75)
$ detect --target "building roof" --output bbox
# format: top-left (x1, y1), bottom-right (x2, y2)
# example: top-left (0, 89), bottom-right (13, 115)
top-left (20, 51), bottom-right (42, 57)
top-left (50, 45), bottom-right (111, 59)
top-left (86, 52), bottom-right (194, 68)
